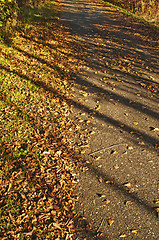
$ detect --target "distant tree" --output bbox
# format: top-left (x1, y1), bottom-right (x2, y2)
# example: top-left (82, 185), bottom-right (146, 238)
top-left (105, 0), bottom-right (159, 24)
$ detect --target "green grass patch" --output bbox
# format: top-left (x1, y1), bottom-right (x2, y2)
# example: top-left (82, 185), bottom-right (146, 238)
top-left (20, 0), bottom-right (58, 32)
top-left (24, 1), bottom-right (57, 22)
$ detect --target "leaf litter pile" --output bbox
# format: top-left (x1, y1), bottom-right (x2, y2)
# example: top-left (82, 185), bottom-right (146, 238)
top-left (0, 1), bottom-right (82, 239)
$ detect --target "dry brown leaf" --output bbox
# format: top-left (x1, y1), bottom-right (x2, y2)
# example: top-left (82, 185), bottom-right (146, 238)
top-left (129, 188), bottom-right (135, 193)
top-left (154, 208), bottom-right (159, 213)
top-left (98, 177), bottom-right (103, 183)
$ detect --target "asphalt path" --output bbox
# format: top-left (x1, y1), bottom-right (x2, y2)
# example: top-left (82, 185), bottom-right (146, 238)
top-left (61, 0), bottom-right (159, 239)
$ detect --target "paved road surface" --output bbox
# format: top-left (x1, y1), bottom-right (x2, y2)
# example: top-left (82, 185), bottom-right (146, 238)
top-left (61, 0), bottom-right (159, 239)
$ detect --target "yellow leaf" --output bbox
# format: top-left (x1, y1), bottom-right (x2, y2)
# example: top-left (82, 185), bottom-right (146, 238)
top-left (8, 182), bottom-right (13, 192)
top-left (125, 201), bottom-right (133, 206)
top-left (133, 122), bottom-right (139, 125)
top-left (153, 127), bottom-right (159, 132)
top-left (108, 219), bottom-right (114, 226)
top-left (114, 165), bottom-right (119, 169)
top-left (119, 234), bottom-right (127, 238)
top-left (124, 182), bottom-right (131, 188)
top-left (105, 199), bottom-right (110, 204)
top-left (153, 199), bottom-right (159, 204)
top-left (111, 150), bottom-right (118, 155)
top-left (128, 146), bottom-right (133, 150)
top-left (106, 180), bottom-right (114, 184)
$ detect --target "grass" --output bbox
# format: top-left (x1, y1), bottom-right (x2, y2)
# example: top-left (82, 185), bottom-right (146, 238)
top-left (21, 0), bottom-right (58, 29)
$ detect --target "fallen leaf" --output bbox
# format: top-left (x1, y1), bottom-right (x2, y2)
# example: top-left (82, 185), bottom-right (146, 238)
top-left (131, 229), bottom-right (138, 234)
top-left (111, 150), bottom-right (118, 155)
top-left (96, 193), bottom-right (106, 198)
top-left (124, 182), bottom-right (131, 188)
top-left (24, 230), bottom-right (34, 236)
top-left (133, 122), bottom-right (139, 125)
top-left (98, 177), bottom-right (103, 183)
top-left (98, 165), bottom-right (102, 168)
top-left (95, 105), bottom-right (101, 110)
top-left (106, 180), bottom-right (114, 185)
top-left (150, 127), bottom-right (159, 132)
top-left (138, 141), bottom-right (145, 145)
top-left (104, 199), bottom-right (110, 204)
top-left (155, 144), bottom-right (159, 149)
top-left (53, 222), bottom-right (61, 230)
top-left (123, 151), bottom-right (128, 154)
top-left (114, 165), bottom-right (119, 169)
top-left (153, 199), bottom-right (159, 204)
top-left (125, 201), bottom-right (133, 206)
top-left (128, 146), bottom-right (133, 150)
top-left (81, 150), bottom-right (86, 154)
top-left (154, 208), bottom-right (159, 212)
top-left (129, 188), bottom-right (135, 193)
top-left (119, 234), bottom-right (127, 238)
top-left (108, 219), bottom-right (114, 226)
top-left (89, 131), bottom-right (95, 134)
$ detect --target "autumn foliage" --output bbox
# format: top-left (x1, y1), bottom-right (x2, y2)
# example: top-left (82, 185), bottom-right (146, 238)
top-left (105, 0), bottom-right (159, 24)
top-left (0, 1), bottom-right (80, 239)
top-left (0, 0), bottom-right (49, 42)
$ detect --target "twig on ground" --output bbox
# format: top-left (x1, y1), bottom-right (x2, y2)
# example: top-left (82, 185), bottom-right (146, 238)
top-left (97, 218), bottom-right (106, 232)
top-left (89, 143), bottom-right (128, 155)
